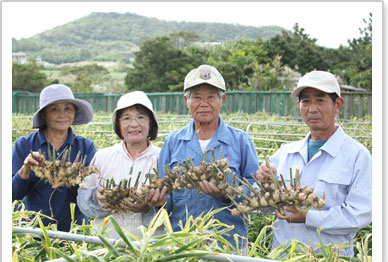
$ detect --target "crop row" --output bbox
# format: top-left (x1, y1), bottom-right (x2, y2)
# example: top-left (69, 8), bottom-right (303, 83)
top-left (12, 112), bottom-right (372, 159)
top-left (12, 112), bottom-right (372, 261)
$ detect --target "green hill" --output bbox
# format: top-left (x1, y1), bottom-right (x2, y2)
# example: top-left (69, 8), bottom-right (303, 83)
top-left (12, 12), bottom-right (286, 64)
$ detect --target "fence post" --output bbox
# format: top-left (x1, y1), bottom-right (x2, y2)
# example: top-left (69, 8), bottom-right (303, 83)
top-left (12, 91), bottom-right (19, 113)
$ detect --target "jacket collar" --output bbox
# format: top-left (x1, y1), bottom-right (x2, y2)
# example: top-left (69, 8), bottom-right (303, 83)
top-left (287, 125), bottom-right (345, 158)
top-left (115, 141), bottom-right (159, 160)
top-left (178, 116), bottom-right (231, 146)
top-left (37, 127), bottom-right (75, 147)
top-left (319, 125), bottom-right (345, 158)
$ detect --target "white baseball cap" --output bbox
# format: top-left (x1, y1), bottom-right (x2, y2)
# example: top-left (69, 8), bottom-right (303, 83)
top-left (184, 64), bottom-right (226, 91)
top-left (292, 71), bottom-right (341, 98)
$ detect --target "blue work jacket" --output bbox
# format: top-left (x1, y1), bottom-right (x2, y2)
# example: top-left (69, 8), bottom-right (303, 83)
top-left (158, 116), bottom-right (259, 248)
top-left (12, 127), bottom-right (96, 232)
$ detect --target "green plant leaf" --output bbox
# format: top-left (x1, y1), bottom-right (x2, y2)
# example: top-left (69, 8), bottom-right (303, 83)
top-left (316, 228), bottom-right (328, 258)
top-left (36, 214), bottom-right (55, 258)
top-left (153, 251), bottom-right (210, 262)
top-left (97, 234), bottom-right (120, 258)
top-left (79, 250), bottom-right (107, 262)
top-left (248, 225), bottom-right (272, 256)
top-left (109, 216), bottom-right (138, 256)
top-left (50, 247), bottom-right (77, 262)
top-left (174, 238), bottom-right (207, 253)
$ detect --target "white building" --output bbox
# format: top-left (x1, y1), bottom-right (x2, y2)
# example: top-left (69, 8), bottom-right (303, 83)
top-left (12, 52), bottom-right (27, 64)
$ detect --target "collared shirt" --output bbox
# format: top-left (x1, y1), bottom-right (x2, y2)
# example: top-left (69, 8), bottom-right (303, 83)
top-left (269, 125), bottom-right (372, 257)
top-left (158, 116), bottom-right (259, 248)
top-left (122, 140), bottom-right (152, 160)
top-left (12, 127), bottom-right (96, 232)
top-left (77, 141), bottom-right (161, 239)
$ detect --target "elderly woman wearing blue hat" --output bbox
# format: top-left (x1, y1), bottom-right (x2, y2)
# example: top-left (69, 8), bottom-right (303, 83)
top-left (12, 84), bottom-right (96, 232)
top-left (77, 91), bottom-right (162, 239)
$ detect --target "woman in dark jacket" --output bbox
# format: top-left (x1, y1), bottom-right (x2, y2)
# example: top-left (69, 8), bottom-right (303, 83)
top-left (12, 84), bottom-right (96, 231)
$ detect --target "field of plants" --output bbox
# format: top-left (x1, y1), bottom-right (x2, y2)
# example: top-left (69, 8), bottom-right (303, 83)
top-left (12, 112), bottom-right (372, 261)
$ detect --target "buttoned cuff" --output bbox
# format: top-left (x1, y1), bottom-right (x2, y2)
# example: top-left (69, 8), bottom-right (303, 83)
top-left (13, 171), bottom-right (30, 194)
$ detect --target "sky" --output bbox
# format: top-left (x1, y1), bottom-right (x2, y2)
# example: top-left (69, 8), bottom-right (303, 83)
top-left (3, 2), bottom-right (376, 49)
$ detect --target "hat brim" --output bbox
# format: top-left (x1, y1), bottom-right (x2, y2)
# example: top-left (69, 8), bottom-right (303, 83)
top-left (32, 98), bottom-right (94, 128)
top-left (291, 85), bottom-right (341, 98)
top-left (184, 79), bottom-right (226, 92)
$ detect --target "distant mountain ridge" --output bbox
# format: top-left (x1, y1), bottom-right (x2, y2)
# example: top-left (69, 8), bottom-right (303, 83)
top-left (12, 12), bottom-right (286, 64)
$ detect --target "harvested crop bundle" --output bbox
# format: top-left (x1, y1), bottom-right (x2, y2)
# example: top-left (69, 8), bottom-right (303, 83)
top-left (99, 178), bottom-right (132, 213)
top-left (178, 148), bottom-right (232, 194)
top-left (140, 148), bottom-right (232, 196)
top-left (140, 165), bottom-right (182, 197)
top-left (96, 149), bottom-right (324, 217)
top-left (31, 146), bottom-right (98, 189)
top-left (228, 158), bottom-right (325, 216)
top-left (98, 171), bottom-right (159, 213)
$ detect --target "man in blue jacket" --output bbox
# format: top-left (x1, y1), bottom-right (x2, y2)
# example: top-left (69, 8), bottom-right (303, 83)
top-left (256, 71), bottom-right (372, 257)
top-left (147, 64), bottom-right (259, 250)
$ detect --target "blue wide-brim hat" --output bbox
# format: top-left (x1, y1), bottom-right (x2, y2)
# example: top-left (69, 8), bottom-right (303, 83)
top-left (32, 84), bottom-right (94, 128)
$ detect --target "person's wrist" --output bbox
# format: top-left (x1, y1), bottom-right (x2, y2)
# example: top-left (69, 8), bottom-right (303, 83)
top-left (142, 204), bottom-right (151, 213)
top-left (153, 200), bottom-right (166, 208)
top-left (19, 166), bottom-right (30, 180)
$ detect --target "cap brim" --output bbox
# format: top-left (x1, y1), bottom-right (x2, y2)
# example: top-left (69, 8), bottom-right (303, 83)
top-left (184, 80), bottom-right (225, 91)
top-left (32, 99), bottom-right (93, 128)
top-left (291, 85), bottom-right (340, 98)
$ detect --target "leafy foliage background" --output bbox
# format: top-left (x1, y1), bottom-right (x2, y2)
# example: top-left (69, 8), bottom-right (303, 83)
top-left (12, 12), bottom-right (372, 95)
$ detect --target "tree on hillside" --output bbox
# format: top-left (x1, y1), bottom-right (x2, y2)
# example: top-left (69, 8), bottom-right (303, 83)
top-left (205, 39), bottom-right (296, 91)
top-left (125, 34), bottom-right (206, 93)
top-left (12, 60), bottom-right (49, 92)
top-left (206, 40), bottom-right (272, 90)
top-left (332, 13), bottom-right (372, 90)
top-left (169, 31), bottom-right (200, 48)
top-left (263, 23), bottom-right (331, 75)
top-left (59, 63), bottom-right (110, 93)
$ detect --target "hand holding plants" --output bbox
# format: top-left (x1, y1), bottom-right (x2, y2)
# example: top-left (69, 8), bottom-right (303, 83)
top-left (256, 163), bottom-right (277, 184)
top-left (95, 187), bottom-right (112, 212)
top-left (199, 180), bottom-right (227, 199)
top-left (146, 186), bottom-right (168, 207)
top-left (120, 193), bottom-right (150, 213)
top-left (20, 151), bottom-right (44, 179)
top-left (275, 206), bottom-right (306, 223)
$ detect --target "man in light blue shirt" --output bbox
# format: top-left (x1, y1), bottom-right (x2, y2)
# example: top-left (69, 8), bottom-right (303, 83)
top-left (147, 65), bottom-right (259, 250)
top-left (256, 71), bottom-right (372, 257)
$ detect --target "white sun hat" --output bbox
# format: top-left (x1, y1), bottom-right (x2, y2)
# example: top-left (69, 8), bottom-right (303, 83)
top-left (112, 91), bottom-right (158, 140)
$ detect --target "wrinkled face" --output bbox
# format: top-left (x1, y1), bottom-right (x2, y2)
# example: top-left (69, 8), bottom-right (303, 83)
top-left (44, 102), bottom-right (76, 131)
top-left (185, 85), bottom-right (225, 124)
top-left (298, 88), bottom-right (343, 132)
top-left (118, 107), bottom-right (151, 145)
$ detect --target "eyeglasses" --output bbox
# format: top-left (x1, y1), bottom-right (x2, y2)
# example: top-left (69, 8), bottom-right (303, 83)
top-left (119, 114), bottom-right (149, 125)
